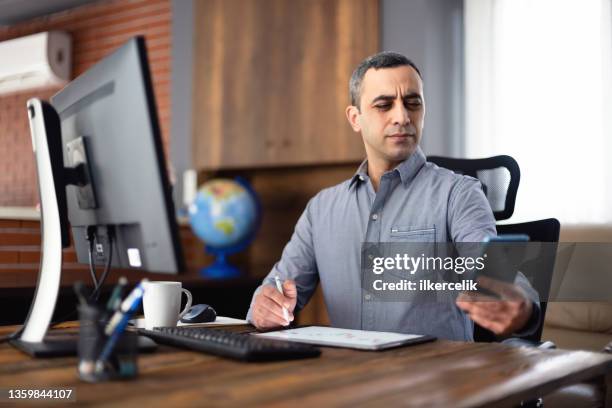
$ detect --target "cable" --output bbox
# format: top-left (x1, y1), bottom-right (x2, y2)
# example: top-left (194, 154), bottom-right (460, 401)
top-left (86, 226), bottom-right (115, 300)
top-left (86, 228), bottom-right (99, 289)
top-left (90, 227), bottom-right (114, 301)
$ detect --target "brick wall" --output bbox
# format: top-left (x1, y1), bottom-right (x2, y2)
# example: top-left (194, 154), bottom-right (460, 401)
top-left (0, 0), bottom-right (171, 206)
top-left (0, 219), bottom-right (212, 288)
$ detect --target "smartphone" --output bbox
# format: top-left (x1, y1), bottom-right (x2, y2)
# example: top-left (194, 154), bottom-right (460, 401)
top-left (483, 234), bottom-right (530, 244)
top-left (479, 233), bottom-right (530, 286)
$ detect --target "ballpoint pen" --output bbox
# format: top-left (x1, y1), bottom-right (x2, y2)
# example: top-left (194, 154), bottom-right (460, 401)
top-left (274, 276), bottom-right (290, 326)
top-left (96, 279), bottom-right (147, 373)
top-left (104, 279), bottom-right (148, 336)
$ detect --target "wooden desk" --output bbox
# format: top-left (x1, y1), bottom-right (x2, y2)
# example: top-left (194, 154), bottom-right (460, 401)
top-left (1, 324), bottom-right (611, 407)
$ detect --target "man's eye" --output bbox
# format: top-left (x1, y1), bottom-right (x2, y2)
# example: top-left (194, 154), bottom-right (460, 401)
top-left (406, 101), bottom-right (422, 110)
top-left (375, 104), bottom-right (391, 111)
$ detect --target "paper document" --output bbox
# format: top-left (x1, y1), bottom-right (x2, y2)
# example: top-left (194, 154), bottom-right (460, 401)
top-left (130, 316), bottom-right (248, 329)
top-left (254, 326), bottom-right (435, 350)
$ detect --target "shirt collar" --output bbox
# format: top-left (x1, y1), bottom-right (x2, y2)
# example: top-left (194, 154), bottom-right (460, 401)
top-left (348, 158), bottom-right (369, 188)
top-left (349, 146), bottom-right (427, 189)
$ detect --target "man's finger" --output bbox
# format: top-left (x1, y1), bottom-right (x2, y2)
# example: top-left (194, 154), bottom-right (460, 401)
top-left (458, 291), bottom-right (501, 303)
top-left (457, 300), bottom-right (506, 324)
top-left (253, 308), bottom-right (287, 329)
top-left (466, 306), bottom-right (505, 324)
top-left (469, 312), bottom-right (506, 335)
top-left (258, 296), bottom-right (293, 323)
top-left (467, 300), bottom-right (504, 314)
top-left (254, 306), bottom-right (290, 329)
top-left (256, 312), bottom-right (288, 329)
top-left (477, 276), bottom-right (522, 300)
top-left (262, 285), bottom-right (292, 309)
top-left (283, 280), bottom-right (297, 298)
top-left (465, 306), bottom-right (509, 333)
top-left (465, 299), bottom-right (508, 318)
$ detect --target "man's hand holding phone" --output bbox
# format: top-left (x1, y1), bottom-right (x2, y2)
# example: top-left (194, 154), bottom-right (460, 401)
top-left (456, 276), bottom-right (533, 336)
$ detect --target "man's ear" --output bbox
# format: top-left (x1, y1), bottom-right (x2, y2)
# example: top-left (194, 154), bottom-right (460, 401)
top-left (345, 105), bottom-right (361, 132)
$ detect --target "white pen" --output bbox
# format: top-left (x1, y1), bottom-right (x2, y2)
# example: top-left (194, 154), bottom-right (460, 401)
top-left (274, 276), bottom-right (290, 325)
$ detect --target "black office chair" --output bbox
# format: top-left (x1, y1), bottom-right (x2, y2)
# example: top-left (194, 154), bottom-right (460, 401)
top-left (428, 155), bottom-right (560, 343)
top-left (428, 155), bottom-right (520, 221)
top-left (496, 218), bottom-right (560, 342)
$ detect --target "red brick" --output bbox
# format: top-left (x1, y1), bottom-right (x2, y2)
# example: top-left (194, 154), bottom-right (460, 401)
top-left (0, 232), bottom-right (41, 246)
top-left (0, 0), bottom-right (171, 206)
top-left (17, 250), bottom-right (40, 264)
top-left (0, 250), bottom-right (19, 263)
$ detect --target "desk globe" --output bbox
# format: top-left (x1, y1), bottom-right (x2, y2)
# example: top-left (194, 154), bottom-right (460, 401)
top-left (188, 178), bottom-right (260, 278)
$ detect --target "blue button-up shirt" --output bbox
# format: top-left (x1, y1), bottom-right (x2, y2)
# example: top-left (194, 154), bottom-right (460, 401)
top-left (247, 147), bottom-right (538, 340)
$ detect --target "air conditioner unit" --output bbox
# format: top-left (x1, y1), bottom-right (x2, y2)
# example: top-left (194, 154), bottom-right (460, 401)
top-left (0, 31), bottom-right (71, 95)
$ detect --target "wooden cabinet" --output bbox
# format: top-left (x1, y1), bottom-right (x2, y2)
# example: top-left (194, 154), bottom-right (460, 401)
top-left (192, 0), bottom-right (379, 169)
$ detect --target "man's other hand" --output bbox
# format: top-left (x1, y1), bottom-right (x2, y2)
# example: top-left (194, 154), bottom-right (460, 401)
top-left (456, 276), bottom-right (533, 337)
top-left (251, 280), bottom-right (297, 329)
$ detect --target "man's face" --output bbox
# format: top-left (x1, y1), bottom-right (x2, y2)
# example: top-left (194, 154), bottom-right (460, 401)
top-left (346, 65), bottom-right (425, 165)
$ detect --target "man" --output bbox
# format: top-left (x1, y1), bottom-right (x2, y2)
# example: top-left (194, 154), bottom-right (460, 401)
top-left (246, 52), bottom-right (539, 340)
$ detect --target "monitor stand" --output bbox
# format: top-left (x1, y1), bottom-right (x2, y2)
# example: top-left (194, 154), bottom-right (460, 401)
top-left (10, 336), bottom-right (80, 357)
top-left (11, 333), bottom-right (158, 357)
top-left (11, 99), bottom-right (68, 357)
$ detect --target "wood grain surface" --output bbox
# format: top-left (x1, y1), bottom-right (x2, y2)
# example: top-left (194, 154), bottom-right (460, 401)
top-left (1, 324), bottom-right (611, 407)
top-left (192, 0), bottom-right (377, 169)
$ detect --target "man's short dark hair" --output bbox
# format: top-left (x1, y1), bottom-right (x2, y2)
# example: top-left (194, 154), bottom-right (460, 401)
top-left (349, 51), bottom-right (422, 109)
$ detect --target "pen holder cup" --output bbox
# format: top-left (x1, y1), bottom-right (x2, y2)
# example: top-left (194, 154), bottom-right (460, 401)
top-left (77, 304), bottom-right (138, 383)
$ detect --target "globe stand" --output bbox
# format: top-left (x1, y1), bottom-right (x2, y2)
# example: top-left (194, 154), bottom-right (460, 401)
top-left (200, 249), bottom-right (240, 279)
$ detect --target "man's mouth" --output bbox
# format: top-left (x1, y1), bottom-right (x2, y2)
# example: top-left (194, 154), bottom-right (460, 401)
top-left (387, 133), bottom-right (414, 140)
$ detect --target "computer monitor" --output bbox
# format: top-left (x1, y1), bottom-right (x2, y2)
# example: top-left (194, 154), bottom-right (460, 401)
top-left (13, 36), bottom-right (185, 356)
top-left (52, 36), bottom-right (184, 273)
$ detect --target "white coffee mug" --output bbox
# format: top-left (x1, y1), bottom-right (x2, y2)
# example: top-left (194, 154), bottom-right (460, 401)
top-left (143, 281), bottom-right (193, 330)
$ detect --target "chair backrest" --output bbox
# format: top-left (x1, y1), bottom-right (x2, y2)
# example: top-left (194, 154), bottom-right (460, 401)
top-left (428, 154), bottom-right (560, 343)
top-left (470, 218), bottom-right (560, 343)
top-left (428, 155), bottom-right (520, 221)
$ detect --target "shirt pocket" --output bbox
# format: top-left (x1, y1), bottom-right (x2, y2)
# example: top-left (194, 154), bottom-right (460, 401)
top-left (389, 225), bottom-right (436, 242)
top-left (384, 225), bottom-right (437, 282)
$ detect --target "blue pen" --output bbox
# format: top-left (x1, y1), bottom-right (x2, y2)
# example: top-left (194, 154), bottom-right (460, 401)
top-left (105, 279), bottom-right (148, 336)
top-left (96, 280), bottom-right (147, 372)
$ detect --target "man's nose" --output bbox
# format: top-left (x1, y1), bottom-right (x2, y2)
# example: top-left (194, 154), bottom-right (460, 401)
top-left (391, 103), bottom-right (410, 126)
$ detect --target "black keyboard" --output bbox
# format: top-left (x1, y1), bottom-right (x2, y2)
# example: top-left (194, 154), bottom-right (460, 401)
top-left (139, 327), bottom-right (321, 362)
